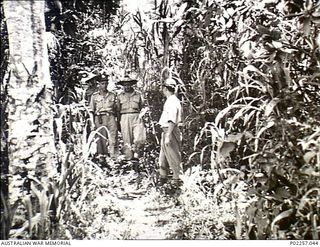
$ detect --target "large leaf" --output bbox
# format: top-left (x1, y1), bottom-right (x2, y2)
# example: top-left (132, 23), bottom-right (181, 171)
top-left (271, 209), bottom-right (294, 233)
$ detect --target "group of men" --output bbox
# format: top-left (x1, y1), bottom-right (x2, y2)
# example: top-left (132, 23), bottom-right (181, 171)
top-left (87, 74), bottom-right (183, 186)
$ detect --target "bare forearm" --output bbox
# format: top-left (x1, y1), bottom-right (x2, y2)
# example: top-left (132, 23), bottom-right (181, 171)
top-left (167, 121), bottom-right (175, 136)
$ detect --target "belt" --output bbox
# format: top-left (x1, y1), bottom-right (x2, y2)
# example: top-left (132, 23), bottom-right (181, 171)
top-left (96, 111), bottom-right (113, 116)
top-left (121, 112), bottom-right (139, 115)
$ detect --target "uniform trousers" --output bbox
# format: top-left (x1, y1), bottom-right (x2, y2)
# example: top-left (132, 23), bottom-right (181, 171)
top-left (94, 114), bottom-right (118, 158)
top-left (159, 126), bottom-right (182, 179)
top-left (120, 113), bottom-right (143, 160)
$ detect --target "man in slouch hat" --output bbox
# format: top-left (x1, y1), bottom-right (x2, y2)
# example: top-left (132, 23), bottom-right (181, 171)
top-left (116, 75), bottom-right (145, 160)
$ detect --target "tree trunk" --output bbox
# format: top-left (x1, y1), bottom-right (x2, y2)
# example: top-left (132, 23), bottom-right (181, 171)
top-left (161, 0), bottom-right (170, 68)
top-left (3, 0), bottom-right (56, 204)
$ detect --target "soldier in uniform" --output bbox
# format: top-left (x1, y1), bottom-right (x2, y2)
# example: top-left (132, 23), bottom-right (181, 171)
top-left (116, 75), bottom-right (145, 160)
top-left (158, 78), bottom-right (183, 186)
top-left (89, 75), bottom-right (118, 160)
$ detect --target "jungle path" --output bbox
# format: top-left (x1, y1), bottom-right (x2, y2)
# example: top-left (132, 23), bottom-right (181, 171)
top-left (85, 160), bottom-right (188, 240)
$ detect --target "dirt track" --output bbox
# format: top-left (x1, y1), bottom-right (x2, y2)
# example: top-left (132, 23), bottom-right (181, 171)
top-left (85, 163), bottom-right (187, 240)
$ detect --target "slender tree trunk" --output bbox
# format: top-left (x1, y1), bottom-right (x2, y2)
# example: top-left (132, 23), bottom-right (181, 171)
top-left (161, 0), bottom-right (170, 68)
top-left (3, 0), bottom-right (56, 204)
top-left (163, 22), bottom-right (169, 67)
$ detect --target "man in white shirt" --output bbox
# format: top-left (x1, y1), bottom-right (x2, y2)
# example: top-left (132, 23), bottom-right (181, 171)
top-left (158, 78), bottom-right (182, 186)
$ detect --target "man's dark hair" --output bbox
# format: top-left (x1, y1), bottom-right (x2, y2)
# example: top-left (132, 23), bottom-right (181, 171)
top-left (164, 85), bottom-right (175, 93)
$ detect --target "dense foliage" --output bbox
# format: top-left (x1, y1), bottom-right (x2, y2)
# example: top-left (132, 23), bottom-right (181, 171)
top-left (1, 0), bottom-right (319, 240)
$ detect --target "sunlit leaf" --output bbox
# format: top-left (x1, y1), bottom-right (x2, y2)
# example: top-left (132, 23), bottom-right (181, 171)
top-left (303, 151), bottom-right (316, 164)
top-left (254, 121), bottom-right (275, 152)
top-left (271, 209), bottom-right (294, 232)
top-left (264, 98), bottom-right (280, 117)
top-left (220, 142), bottom-right (236, 158)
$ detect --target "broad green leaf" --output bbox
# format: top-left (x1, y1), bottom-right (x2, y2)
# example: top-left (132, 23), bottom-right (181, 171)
top-left (303, 151), bottom-right (316, 164)
top-left (175, 2), bottom-right (188, 19)
top-left (243, 65), bottom-right (268, 79)
top-left (220, 142), bottom-right (236, 158)
top-left (229, 105), bottom-right (260, 130)
top-left (255, 121), bottom-right (275, 152)
top-left (215, 104), bottom-right (248, 126)
top-left (272, 41), bottom-right (283, 49)
top-left (264, 98), bottom-right (280, 117)
top-left (271, 209), bottom-right (294, 232)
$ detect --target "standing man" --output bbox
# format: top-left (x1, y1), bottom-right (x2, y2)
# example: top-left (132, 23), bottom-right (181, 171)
top-left (158, 78), bottom-right (183, 186)
top-left (116, 75), bottom-right (145, 160)
top-left (89, 75), bottom-right (118, 160)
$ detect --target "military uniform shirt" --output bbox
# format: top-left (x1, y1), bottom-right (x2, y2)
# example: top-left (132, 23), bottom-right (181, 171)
top-left (117, 90), bottom-right (143, 114)
top-left (90, 91), bottom-right (116, 114)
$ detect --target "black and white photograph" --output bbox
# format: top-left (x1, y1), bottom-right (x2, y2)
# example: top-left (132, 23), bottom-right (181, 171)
top-left (0, 0), bottom-right (319, 243)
